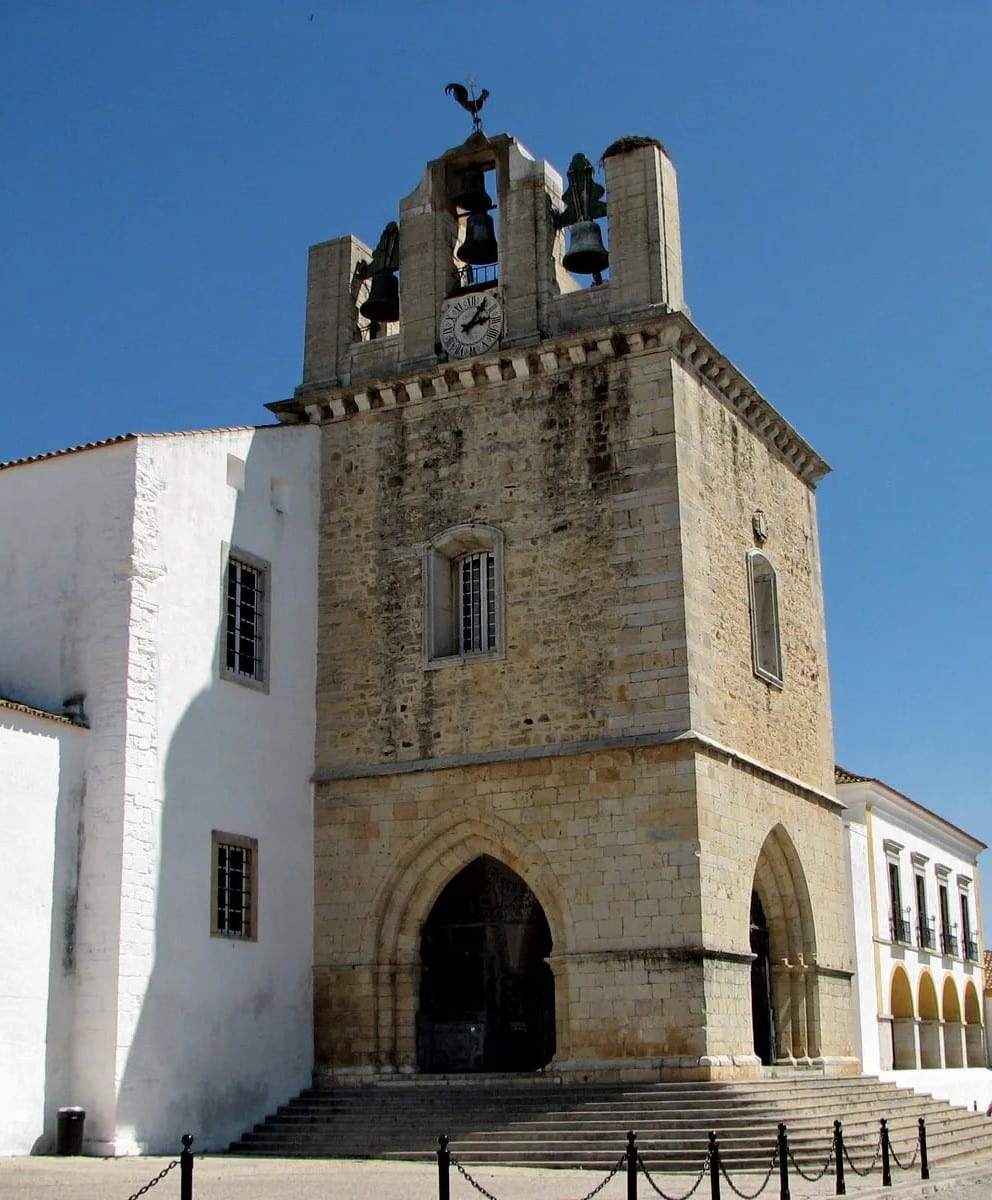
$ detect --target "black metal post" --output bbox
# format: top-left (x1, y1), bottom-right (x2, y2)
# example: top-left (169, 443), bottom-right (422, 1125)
top-left (833, 1120), bottom-right (846, 1196)
top-left (437, 1134), bottom-right (450, 1200)
top-left (180, 1134), bottom-right (193, 1200)
top-left (709, 1131), bottom-right (721, 1200)
top-left (918, 1117), bottom-right (930, 1181)
top-left (880, 1118), bottom-right (891, 1188)
top-left (777, 1123), bottom-right (790, 1200)
top-left (627, 1130), bottom-right (638, 1200)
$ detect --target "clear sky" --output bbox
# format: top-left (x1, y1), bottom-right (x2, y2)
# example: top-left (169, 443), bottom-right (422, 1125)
top-left (3, 3), bottom-right (991, 932)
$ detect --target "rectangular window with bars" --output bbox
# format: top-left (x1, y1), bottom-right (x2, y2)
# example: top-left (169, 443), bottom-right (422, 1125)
top-left (212, 832), bottom-right (257, 940)
top-left (458, 551), bottom-right (496, 654)
top-left (222, 549), bottom-right (269, 688)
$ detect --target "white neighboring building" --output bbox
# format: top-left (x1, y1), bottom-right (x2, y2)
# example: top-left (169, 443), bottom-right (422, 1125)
top-left (840, 767), bottom-right (987, 1107)
top-left (0, 424), bottom-right (319, 1155)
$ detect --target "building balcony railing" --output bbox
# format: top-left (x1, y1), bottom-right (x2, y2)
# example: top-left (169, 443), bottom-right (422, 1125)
top-left (916, 918), bottom-right (936, 952)
top-left (940, 928), bottom-right (959, 957)
top-left (965, 937), bottom-right (979, 962)
top-left (890, 912), bottom-right (912, 944)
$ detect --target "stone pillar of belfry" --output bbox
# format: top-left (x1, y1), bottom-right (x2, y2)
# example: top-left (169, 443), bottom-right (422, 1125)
top-left (302, 235), bottom-right (372, 386)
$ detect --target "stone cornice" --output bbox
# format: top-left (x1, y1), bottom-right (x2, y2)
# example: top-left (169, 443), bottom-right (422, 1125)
top-left (269, 310), bottom-right (829, 488)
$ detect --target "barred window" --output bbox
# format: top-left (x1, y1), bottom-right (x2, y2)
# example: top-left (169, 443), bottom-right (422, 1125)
top-left (459, 551), bottom-right (497, 653)
top-left (222, 548), bottom-right (269, 689)
top-left (424, 524), bottom-right (504, 664)
top-left (212, 832), bottom-right (257, 940)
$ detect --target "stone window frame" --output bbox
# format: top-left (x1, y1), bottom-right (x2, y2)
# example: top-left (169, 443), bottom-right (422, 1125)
top-left (220, 543), bottom-right (271, 693)
top-left (883, 839), bottom-right (910, 944)
top-left (746, 549), bottom-right (783, 688)
top-left (957, 874), bottom-right (977, 961)
top-left (910, 851), bottom-right (933, 951)
top-left (211, 831), bottom-right (258, 942)
top-left (423, 523), bottom-right (506, 668)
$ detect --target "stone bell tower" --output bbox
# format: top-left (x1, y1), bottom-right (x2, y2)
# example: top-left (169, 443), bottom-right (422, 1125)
top-left (272, 122), bottom-right (858, 1083)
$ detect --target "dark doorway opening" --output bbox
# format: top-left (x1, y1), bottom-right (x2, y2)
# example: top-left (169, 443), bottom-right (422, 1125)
top-left (418, 856), bottom-right (555, 1072)
top-left (750, 891), bottom-right (775, 1066)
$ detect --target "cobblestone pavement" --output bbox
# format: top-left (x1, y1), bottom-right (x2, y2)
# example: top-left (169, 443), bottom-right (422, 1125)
top-left (1, 1153), bottom-right (991, 1200)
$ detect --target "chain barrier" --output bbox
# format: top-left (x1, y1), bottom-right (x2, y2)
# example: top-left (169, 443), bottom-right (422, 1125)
top-left (638, 1151), bottom-right (711, 1200)
top-left (787, 1137), bottom-right (835, 1182)
top-left (718, 1150), bottom-right (779, 1200)
top-left (124, 1158), bottom-right (179, 1200)
top-left (451, 1156), bottom-right (502, 1200)
top-left (841, 1136), bottom-right (881, 1178)
top-left (889, 1133), bottom-right (921, 1171)
top-left (573, 1154), bottom-right (628, 1200)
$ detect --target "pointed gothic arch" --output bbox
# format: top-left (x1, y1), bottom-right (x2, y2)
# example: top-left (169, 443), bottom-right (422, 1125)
top-left (749, 824), bottom-right (819, 1063)
top-left (361, 808), bottom-right (566, 1073)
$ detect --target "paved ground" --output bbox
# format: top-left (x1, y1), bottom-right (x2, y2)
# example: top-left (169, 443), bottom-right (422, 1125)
top-left (1, 1152), bottom-right (991, 1200)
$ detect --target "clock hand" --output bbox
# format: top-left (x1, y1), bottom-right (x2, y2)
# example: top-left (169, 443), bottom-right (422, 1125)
top-left (459, 299), bottom-right (489, 332)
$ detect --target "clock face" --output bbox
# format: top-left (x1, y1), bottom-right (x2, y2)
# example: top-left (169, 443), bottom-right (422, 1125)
top-left (439, 292), bottom-right (504, 359)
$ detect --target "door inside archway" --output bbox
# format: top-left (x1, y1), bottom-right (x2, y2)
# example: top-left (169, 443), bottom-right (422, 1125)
top-left (750, 891), bottom-right (775, 1065)
top-left (418, 856), bottom-right (555, 1073)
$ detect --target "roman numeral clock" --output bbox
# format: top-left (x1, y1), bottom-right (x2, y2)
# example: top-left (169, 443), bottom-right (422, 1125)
top-left (438, 291), bottom-right (505, 358)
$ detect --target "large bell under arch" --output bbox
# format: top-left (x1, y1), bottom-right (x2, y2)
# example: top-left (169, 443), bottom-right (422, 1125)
top-left (417, 855), bottom-right (555, 1072)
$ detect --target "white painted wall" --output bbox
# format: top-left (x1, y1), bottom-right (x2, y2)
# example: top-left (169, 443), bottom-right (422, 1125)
top-left (0, 424), bottom-right (319, 1155)
top-left (841, 779), bottom-right (986, 1090)
top-left (110, 425), bottom-right (320, 1153)
top-left (0, 707), bottom-right (85, 1155)
top-left (844, 819), bottom-right (880, 1073)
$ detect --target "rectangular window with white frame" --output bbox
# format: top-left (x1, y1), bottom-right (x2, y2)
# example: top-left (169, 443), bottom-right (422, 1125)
top-left (221, 546), bottom-right (270, 690)
top-left (211, 831), bottom-right (257, 940)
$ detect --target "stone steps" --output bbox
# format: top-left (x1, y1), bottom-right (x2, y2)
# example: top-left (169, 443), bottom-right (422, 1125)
top-left (229, 1076), bottom-right (992, 1169)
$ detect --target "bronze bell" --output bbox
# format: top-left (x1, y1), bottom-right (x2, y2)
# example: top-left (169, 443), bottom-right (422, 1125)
top-left (359, 271), bottom-right (399, 322)
top-left (563, 219), bottom-right (609, 275)
top-left (450, 165), bottom-right (493, 214)
top-left (456, 211), bottom-right (498, 265)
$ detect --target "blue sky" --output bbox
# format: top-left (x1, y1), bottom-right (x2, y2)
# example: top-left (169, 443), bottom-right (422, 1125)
top-left (3, 3), bottom-right (991, 930)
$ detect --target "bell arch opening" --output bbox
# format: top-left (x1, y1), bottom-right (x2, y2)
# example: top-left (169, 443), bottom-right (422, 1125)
top-left (750, 825), bottom-right (819, 1064)
top-left (417, 855), bottom-right (556, 1073)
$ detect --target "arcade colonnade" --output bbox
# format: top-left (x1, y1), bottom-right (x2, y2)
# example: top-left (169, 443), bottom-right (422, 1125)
top-left (888, 965), bottom-right (985, 1070)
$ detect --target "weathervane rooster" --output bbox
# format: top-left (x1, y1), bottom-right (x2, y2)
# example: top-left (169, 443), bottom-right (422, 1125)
top-left (445, 79), bottom-right (489, 133)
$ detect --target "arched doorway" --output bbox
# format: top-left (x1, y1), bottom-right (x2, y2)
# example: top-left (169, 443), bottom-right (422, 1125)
top-left (890, 966), bottom-right (917, 1069)
top-left (418, 856), bottom-right (555, 1072)
top-left (750, 891), bottom-right (775, 1065)
top-left (942, 977), bottom-right (964, 1067)
top-left (750, 825), bottom-right (819, 1063)
top-left (918, 972), bottom-right (940, 1068)
top-left (964, 981), bottom-right (985, 1066)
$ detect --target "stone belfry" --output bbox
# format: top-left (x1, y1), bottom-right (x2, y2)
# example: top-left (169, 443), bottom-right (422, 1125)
top-left (271, 114), bottom-right (858, 1082)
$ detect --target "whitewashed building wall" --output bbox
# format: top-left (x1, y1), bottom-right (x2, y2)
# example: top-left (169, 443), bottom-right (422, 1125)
top-left (0, 424), bottom-right (319, 1154)
top-left (840, 773), bottom-right (986, 1099)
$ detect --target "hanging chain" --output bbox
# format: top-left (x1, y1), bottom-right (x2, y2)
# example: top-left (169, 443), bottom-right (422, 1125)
top-left (787, 1136), bottom-right (835, 1182)
top-left (719, 1150), bottom-right (779, 1200)
top-left (124, 1158), bottom-right (179, 1200)
top-left (638, 1151), bottom-right (711, 1200)
top-left (572, 1154), bottom-right (628, 1200)
top-left (889, 1133), bottom-right (921, 1171)
top-left (842, 1137), bottom-right (881, 1177)
top-left (451, 1157), bottom-right (502, 1200)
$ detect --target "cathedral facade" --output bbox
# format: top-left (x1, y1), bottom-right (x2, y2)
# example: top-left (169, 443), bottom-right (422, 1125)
top-left (272, 129), bottom-right (859, 1082)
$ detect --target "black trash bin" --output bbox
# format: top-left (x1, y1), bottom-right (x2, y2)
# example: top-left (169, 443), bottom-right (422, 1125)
top-left (56, 1107), bottom-right (85, 1155)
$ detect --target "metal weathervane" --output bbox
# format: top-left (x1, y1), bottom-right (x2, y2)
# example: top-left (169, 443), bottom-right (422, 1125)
top-left (444, 77), bottom-right (489, 133)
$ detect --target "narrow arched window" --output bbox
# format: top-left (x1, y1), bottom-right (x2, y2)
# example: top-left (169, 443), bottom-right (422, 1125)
top-left (424, 524), bottom-right (504, 664)
top-left (747, 550), bottom-right (782, 686)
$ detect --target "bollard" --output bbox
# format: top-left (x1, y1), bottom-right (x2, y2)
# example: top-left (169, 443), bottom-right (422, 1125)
top-left (627, 1131), bottom-right (638, 1200)
top-left (880, 1118), bottom-right (891, 1188)
top-left (918, 1117), bottom-right (930, 1181)
top-left (833, 1120), bottom-right (846, 1196)
top-left (777, 1123), bottom-right (790, 1200)
top-left (437, 1134), bottom-right (450, 1200)
top-left (709, 1131), bottom-right (721, 1200)
top-left (180, 1134), bottom-right (194, 1200)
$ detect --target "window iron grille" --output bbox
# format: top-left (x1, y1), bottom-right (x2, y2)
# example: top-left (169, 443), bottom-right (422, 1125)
top-left (216, 840), bottom-right (253, 938)
top-left (225, 556), bottom-right (265, 682)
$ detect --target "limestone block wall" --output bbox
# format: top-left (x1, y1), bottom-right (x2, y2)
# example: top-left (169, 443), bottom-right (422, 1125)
top-left (314, 342), bottom-right (693, 774)
top-left (673, 358), bottom-right (835, 792)
top-left (314, 742), bottom-right (714, 1075)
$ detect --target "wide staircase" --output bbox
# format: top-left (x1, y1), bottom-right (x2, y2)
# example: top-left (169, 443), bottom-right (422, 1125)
top-left (230, 1074), bottom-right (992, 1169)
